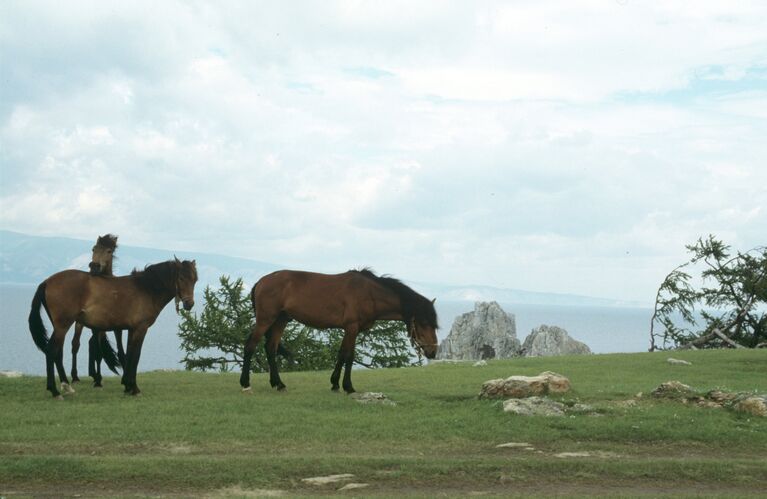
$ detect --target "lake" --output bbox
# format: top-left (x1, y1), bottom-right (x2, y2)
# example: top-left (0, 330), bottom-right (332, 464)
top-left (1, 284), bottom-right (653, 375)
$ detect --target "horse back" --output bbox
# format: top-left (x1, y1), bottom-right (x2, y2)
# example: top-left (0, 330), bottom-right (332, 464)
top-left (254, 270), bottom-right (390, 329)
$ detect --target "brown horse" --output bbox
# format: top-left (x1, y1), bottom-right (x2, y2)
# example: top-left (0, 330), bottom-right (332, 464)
top-left (70, 234), bottom-right (126, 387)
top-left (29, 258), bottom-right (198, 398)
top-left (239, 268), bottom-right (438, 394)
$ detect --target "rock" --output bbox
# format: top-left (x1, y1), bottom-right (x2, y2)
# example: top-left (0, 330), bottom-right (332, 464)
top-left (520, 325), bottom-right (591, 357)
top-left (479, 371), bottom-right (571, 399)
top-left (0, 371), bottom-right (23, 378)
top-left (473, 360), bottom-right (488, 367)
top-left (338, 483), bottom-right (369, 491)
top-left (350, 392), bottom-right (396, 406)
top-left (707, 390), bottom-right (738, 404)
top-left (667, 358), bottom-right (692, 366)
top-left (541, 371), bottom-right (571, 393)
top-left (301, 474), bottom-right (355, 486)
top-left (651, 381), bottom-right (696, 399)
top-left (502, 397), bottom-right (566, 417)
top-left (734, 395), bottom-right (767, 417)
top-left (496, 442), bottom-right (532, 448)
top-left (437, 301), bottom-right (520, 360)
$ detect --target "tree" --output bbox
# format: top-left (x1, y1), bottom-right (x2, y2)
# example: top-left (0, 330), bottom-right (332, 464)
top-left (650, 235), bottom-right (767, 351)
top-left (177, 275), bottom-right (423, 372)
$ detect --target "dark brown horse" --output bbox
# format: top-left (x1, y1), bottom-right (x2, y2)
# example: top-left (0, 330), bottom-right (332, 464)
top-left (70, 234), bottom-right (126, 387)
top-left (29, 258), bottom-right (198, 398)
top-left (240, 268), bottom-right (438, 394)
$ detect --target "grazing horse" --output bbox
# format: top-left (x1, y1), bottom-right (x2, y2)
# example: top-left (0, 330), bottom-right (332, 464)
top-left (70, 234), bottom-right (126, 387)
top-left (29, 258), bottom-right (198, 398)
top-left (239, 268), bottom-right (438, 394)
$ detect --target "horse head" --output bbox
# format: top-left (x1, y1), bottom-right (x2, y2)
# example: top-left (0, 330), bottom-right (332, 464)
top-left (89, 234), bottom-right (118, 275)
top-left (174, 257), bottom-right (198, 311)
top-left (409, 298), bottom-right (439, 359)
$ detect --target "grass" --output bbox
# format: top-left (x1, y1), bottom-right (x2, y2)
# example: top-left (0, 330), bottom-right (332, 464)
top-left (1, 349), bottom-right (766, 497)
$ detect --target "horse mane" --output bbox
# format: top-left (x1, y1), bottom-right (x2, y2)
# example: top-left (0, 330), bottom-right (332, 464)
top-left (131, 260), bottom-right (179, 294)
top-left (96, 234), bottom-right (118, 250)
top-left (352, 268), bottom-right (438, 328)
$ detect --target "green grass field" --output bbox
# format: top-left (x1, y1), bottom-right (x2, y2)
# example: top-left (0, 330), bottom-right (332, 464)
top-left (2, 349), bottom-right (766, 497)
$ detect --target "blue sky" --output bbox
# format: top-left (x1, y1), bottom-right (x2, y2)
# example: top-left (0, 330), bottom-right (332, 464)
top-left (1, 1), bottom-right (765, 303)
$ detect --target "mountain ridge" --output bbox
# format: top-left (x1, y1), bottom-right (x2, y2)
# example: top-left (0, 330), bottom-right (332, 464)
top-left (0, 230), bottom-right (647, 308)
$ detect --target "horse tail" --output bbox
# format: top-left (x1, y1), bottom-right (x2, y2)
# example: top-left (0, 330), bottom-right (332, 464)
top-left (28, 282), bottom-right (50, 352)
top-left (97, 332), bottom-right (122, 374)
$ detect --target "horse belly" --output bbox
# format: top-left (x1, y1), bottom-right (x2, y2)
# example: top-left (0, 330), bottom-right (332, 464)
top-left (79, 290), bottom-right (131, 330)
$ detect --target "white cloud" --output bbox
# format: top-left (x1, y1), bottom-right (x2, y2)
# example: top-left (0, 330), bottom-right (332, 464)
top-left (1, 1), bottom-right (766, 302)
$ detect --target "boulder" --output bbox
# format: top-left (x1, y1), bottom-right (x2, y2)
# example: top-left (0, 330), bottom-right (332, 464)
top-left (521, 325), bottom-right (591, 357)
top-left (734, 395), bottom-right (767, 417)
top-left (479, 371), bottom-right (571, 399)
top-left (502, 397), bottom-right (568, 416)
top-left (437, 301), bottom-right (520, 360)
top-left (651, 381), bottom-right (696, 399)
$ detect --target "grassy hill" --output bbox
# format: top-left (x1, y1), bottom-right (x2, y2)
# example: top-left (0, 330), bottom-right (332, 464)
top-left (2, 349), bottom-right (766, 497)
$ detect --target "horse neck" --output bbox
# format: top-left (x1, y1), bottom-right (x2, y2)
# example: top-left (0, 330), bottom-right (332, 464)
top-left (136, 263), bottom-right (178, 309)
top-left (372, 285), bottom-right (407, 322)
top-left (104, 259), bottom-right (115, 276)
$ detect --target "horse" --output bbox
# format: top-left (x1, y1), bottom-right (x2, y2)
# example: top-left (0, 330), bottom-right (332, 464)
top-left (29, 258), bottom-right (198, 398)
top-left (239, 268), bottom-right (438, 394)
top-left (70, 234), bottom-right (126, 387)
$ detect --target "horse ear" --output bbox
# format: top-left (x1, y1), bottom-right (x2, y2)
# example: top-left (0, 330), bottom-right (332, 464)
top-left (174, 255), bottom-right (180, 263)
top-left (432, 298), bottom-right (436, 305)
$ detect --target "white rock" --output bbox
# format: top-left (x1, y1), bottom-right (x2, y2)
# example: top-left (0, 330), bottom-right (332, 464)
top-left (667, 358), bottom-right (692, 366)
top-left (301, 474), bottom-right (354, 486)
top-left (0, 371), bottom-right (23, 378)
top-left (437, 301), bottom-right (520, 360)
top-left (521, 325), bottom-right (591, 357)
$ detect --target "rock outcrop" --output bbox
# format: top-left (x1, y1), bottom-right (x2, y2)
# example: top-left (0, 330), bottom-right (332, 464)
top-left (520, 325), bottom-right (591, 357)
top-left (479, 371), bottom-right (571, 399)
top-left (437, 301), bottom-right (520, 360)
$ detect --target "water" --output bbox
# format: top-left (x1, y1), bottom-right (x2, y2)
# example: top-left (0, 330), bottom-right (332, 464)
top-left (1, 285), bottom-right (653, 375)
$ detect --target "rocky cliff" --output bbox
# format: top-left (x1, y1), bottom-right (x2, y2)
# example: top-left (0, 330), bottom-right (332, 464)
top-left (437, 301), bottom-right (521, 360)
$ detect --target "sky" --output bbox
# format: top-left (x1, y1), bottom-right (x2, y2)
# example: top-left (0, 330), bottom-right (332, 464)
top-left (1, 1), bottom-right (765, 303)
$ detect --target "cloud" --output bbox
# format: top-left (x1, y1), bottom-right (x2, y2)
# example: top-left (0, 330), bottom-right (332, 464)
top-left (1, 1), bottom-right (766, 302)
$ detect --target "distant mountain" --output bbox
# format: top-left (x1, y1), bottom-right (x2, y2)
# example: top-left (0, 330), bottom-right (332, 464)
top-left (0, 230), bottom-right (280, 288)
top-left (416, 283), bottom-right (645, 308)
top-left (0, 230), bottom-right (644, 307)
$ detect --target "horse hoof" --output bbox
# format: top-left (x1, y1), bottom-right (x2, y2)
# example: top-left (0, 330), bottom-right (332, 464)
top-left (331, 386), bottom-right (340, 392)
top-left (277, 384), bottom-right (287, 392)
top-left (54, 395), bottom-right (64, 401)
top-left (93, 385), bottom-right (104, 390)
top-left (61, 383), bottom-right (76, 395)
top-left (241, 387), bottom-right (253, 395)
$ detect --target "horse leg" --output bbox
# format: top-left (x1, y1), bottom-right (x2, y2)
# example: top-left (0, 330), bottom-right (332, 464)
top-left (87, 333), bottom-right (98, 384)
top-left (93, 331), bottom-right (104, 388)
top-left (55, 338), bottom-right (75, 395)
top-left (46, 328), bottom-right (69, 399)
top-left (265, 316), bottom-right (289, 391)
top-left (71, 322), bottom-right (83, 383)
top-left (341, 328), bottom-right (359, 394)
top-left (331, 327), bottom-right (359, 394)
top-left (114, 329), bottom-right (126, 368)
top-left (239, 320), bottom-right (273, 391)
top-left (330, 354), bottom-right (344, 392)
top-left (124, 327), bottom-right (148, 396)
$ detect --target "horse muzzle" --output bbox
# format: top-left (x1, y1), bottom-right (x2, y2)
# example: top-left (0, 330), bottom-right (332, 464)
top-left (182, 299), bottom-right (195, 311)
top-left (88, 262), bottom-right (103, 275)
